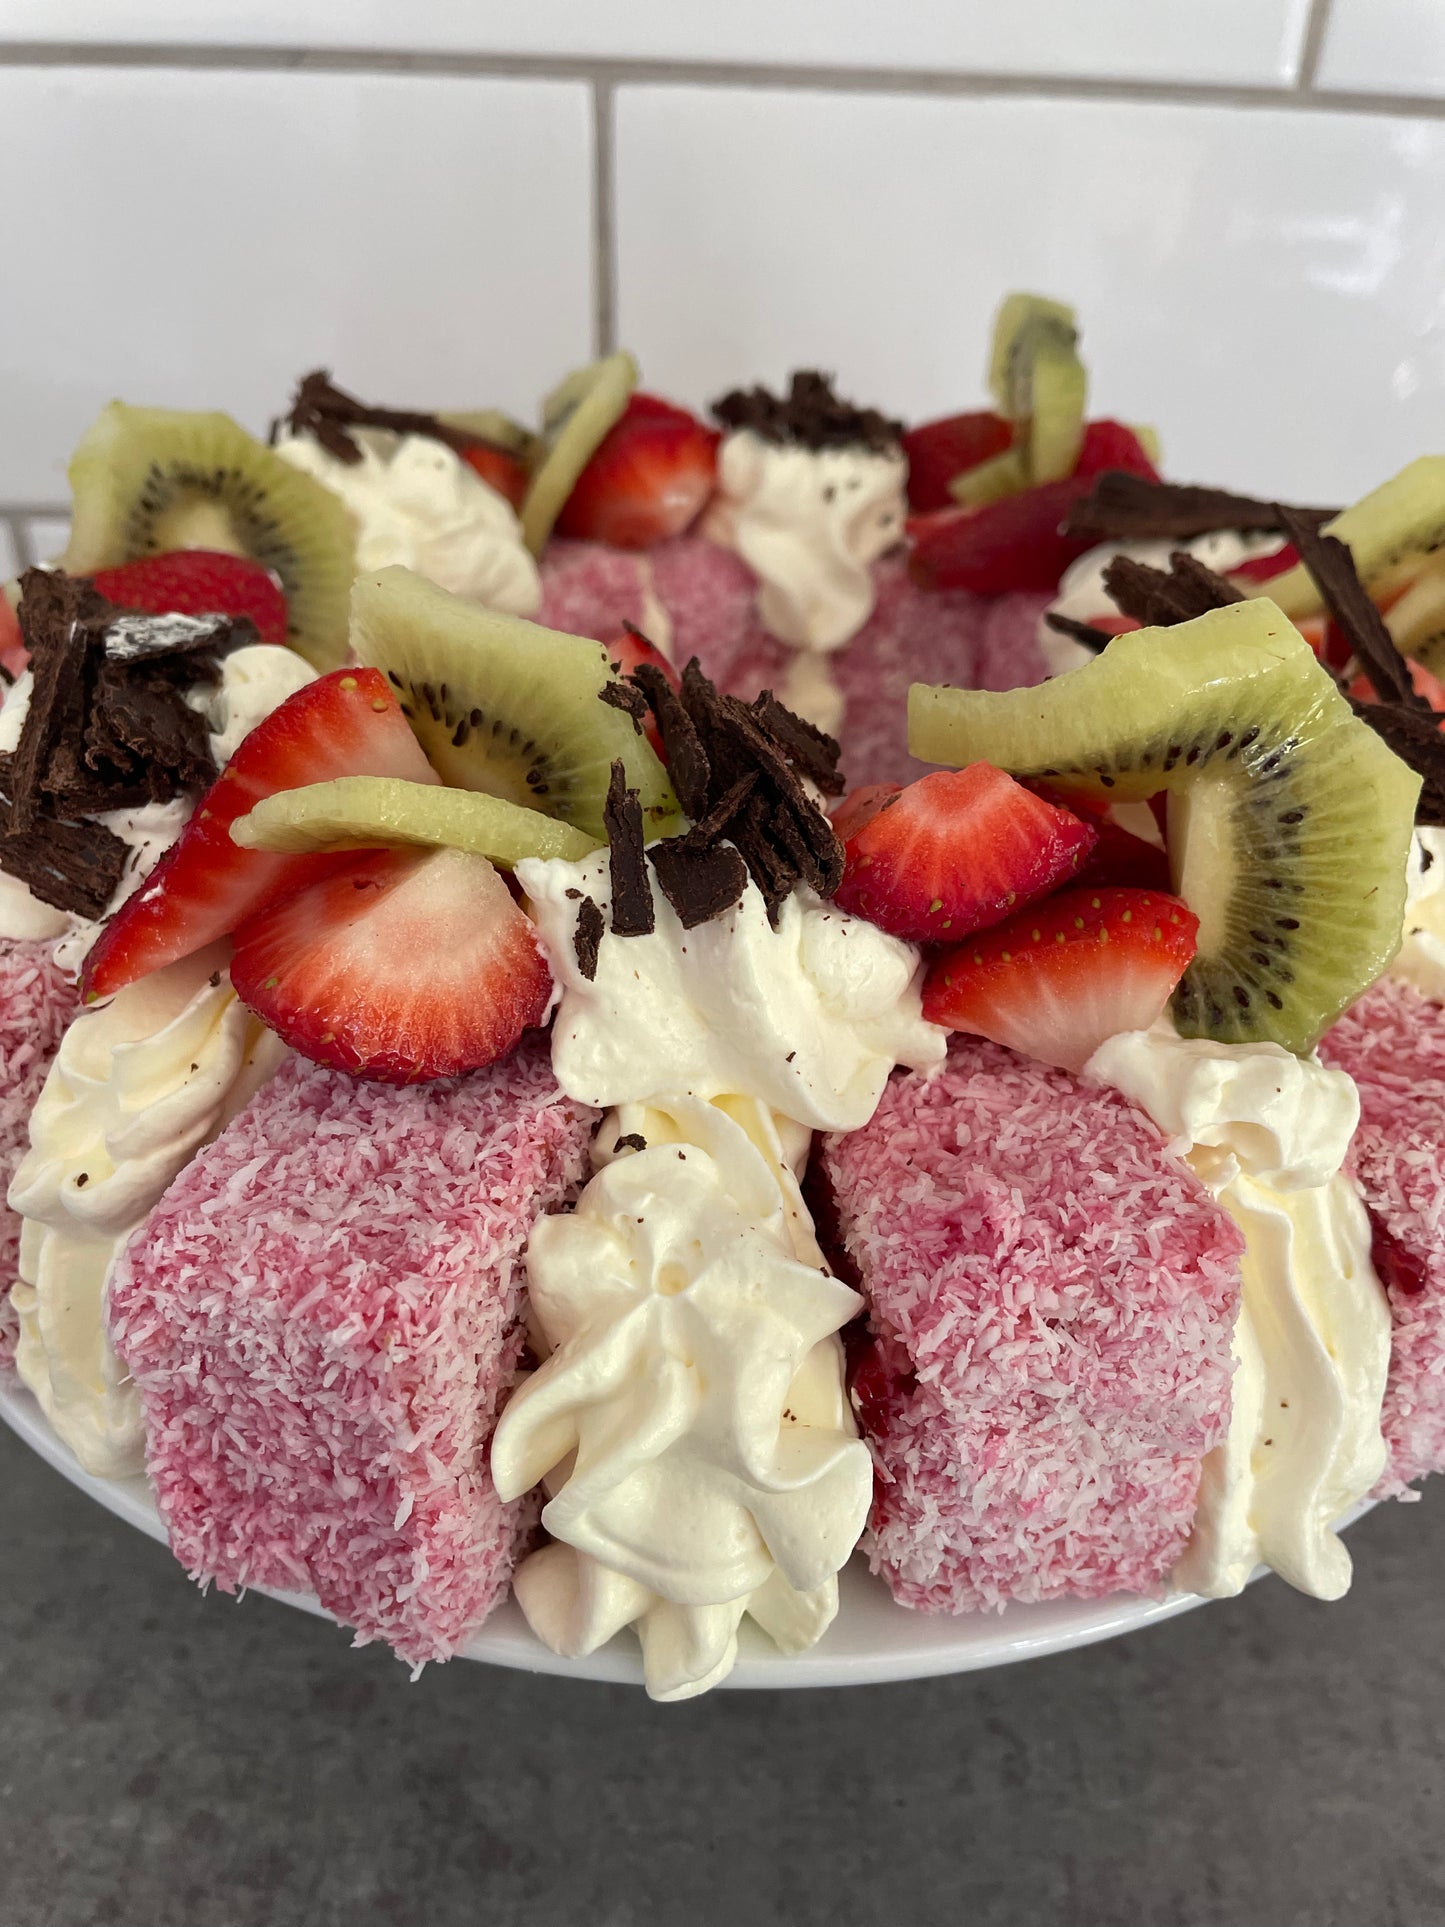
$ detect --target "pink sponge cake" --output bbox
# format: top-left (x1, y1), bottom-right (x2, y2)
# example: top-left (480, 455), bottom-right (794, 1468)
top-left (817, 1036), bottom-right (1244, 1612)
top-left (0, 938), bottom-right (75, 1366)
top-left (109, 1038), bottom-right (596, 1665)
top-left (1321, 976), bottom-right (1445, 1496)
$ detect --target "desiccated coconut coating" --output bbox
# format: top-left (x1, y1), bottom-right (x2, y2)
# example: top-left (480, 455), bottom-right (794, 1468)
top-left (0, 938), bottom-right (76, 1368)
top-left (1320, 975), bottom-right (1445, 1496)
top-left (109, 1037), bottom-right (597, 1666)
top-left (817, 1036), bottom-right (1244, 1613)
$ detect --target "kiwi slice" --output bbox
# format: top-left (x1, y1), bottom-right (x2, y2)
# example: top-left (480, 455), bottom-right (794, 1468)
top-left (987, 292), bottom-right (1087, 485)
top-left (1261, 457), bottom-right (1445, 622)
top-left (949, 447), bottom-right (1032, 509)
top-left (233, 774), bottom-right (598, 868)
top-left (519, 350), bottom-right (638, 556)
top-left (60, 403), bottom-right (355, 669)
top-left (1386, 562), bottom-right (1445, 673)
top-left (909, 599), bottom-right (1419, 1054)
top-left (351, 565), bottom-right (679, 843)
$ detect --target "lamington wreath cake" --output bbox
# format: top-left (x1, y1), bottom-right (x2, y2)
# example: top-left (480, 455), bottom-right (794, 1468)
top-left (3, 295), bottom-right (1445, 1700)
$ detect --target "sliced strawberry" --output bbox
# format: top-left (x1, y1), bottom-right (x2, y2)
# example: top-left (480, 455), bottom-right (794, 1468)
top-left (830, 782), bottom-right (901, 845)
top-left (0, 590), bottom-right (25, 678)
top-left (81, 668), bottom-right (438, 1001)
top-left (1367, 1210), bottom-right (1430, 1300)
top-left (832, 765), bottom-right (1097, 944)
top-left (230, 845), bottom-right (552, 1084)
top-left (1073, 420), bottom-right (1161, 483)
top-left (556, 393), bottom-right (719, 549)
top-left (1076, 816), bottom-right (1173, 893)
top-left (1229, 543), bottom-right (1298, 586)
top-left (461, 442), bottom-right (530, 512)
top-left (93, 550), bottom-right (289, 646)
top-left (924, 885), bottom-right (1199, 1073)
top-left (604, 623), bottom-right (679, 690)
top-left (902, 411), bottom-right (1014, 513)
top-left (1350, 656), bottom-right (1445, 716)
top-left (908, 478), bottom-right (1094, 595)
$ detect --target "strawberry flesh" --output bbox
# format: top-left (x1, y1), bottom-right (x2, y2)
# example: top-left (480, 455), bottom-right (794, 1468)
top-left (230, 845), bottom-right (552, 1084)
top-left (556, 393), bottom-right (719, 549)
top-left (902, 411), bottom-right (1014, 513)
top-left (832, 764), bottom-right (1097, 944)
top-left (93, 549), bottom-right (289, 647)
top-left (830, 782), bottom-right (901, 846)
top-left (603, 626), bottom-right (678, 756)
top-left (1073, 420), bottom-right (1162, 482)
top-left (924, 885), bottom-right (1199, 1073)
top-left (81, 668), bottom-right (438, 1001)
top-left (1350, 656), bottom-right (1445, 716)
top-left (908, 478), bottom-right (1095, 595)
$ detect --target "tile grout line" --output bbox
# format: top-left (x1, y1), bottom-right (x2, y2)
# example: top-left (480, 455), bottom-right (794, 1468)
top-left (3, 514), bottom-right (34, 570)
top-left (1297, 0), bottom-right (1337, 90)
top-left (591, 78), bottom-right (617, 357)
top-left (0, 41), bottom-right (1440, 121)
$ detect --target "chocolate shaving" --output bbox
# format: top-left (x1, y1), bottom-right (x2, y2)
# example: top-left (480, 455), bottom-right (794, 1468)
top-left (1347, 699), bottom-right (1445, 825)
top-left (89, 659), bottom-right (215, 793)
top-left (598, 679), bottom-right (648, 734)
top-left (711, 371), bottom-right (902, 455)
top-left (0, 786), bottom-right (128, 919)
top-left (603, 760), bottom-right (654, 937)
top-left (613, 1132), bottom-right (647, 1154)
top-left (749, 691), bottom-right (845, 796)
top-left (573, 894), bottom-right (605, 980)
top-left (1043, 611), bottom-right (1114, 654)
top-left (103, 609), bottom-right (248, 665)
top-left (277, 369), bottom-right (512, 467)
top-left (630, 663), bottom-right (711, 818)
top-left (1103, 550), bottom-right (1244, 628)
top-left (6, 571), bottom-right (109, 834)
top-left (1065, 471), bottom-right (1339, 544)
top-left (1274, 506), bottom-right (1424, 712)
top-left (650, 837), bottom-right (749, 929)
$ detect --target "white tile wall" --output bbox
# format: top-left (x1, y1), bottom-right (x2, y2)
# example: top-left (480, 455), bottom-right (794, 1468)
top-left (615, 86), bottom-right (1445, 504)
top-left (0, 0), bottom-right (1312, 86)
top-left (0, 522), bottom-right (18, 581)
top-left (1318, 0), bottom-right (1445, 100)
top-left (0, 68), bottom-right (594, 504)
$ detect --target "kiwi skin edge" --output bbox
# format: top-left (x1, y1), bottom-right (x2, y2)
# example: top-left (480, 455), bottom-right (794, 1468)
top-left (908, 599), bottom-right (1420, 1056)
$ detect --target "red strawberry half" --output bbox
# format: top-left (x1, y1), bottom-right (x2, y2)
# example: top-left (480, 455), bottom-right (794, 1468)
top-left (556, 393), bottom-right (719, 549)
top-left (908, 477), bottom-right (1095, 596)
top-left (81, 668), bottom-right (438, 1001)
top-left (924, 885), bottom-right (1199, 1073)
top-left (832, 765), bottom-right (1097, 944)
top-left (1073, 421), bottom-right (1161, 483)
top-left (461, 442), bottom-right (530, 511)
top-left (901, 411), bottom-right (1014, 514)
top-left (93, 549), bottom-right (289, 647)
top-left (603, 624), bottom-right (679, 759)
top-left (230, 845), bottom-right (552, 1083)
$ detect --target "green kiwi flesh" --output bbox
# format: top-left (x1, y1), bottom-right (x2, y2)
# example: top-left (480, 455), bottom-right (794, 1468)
top-left (949, 448), bottom-right (1031, 508)
top-left (1260, 457), bottom-right (1445, 621)
top-left (1385, 560), bottom-right (1445, 673)
top-left (908, 599), bottom-right (1420, 1054)
top-left (232, 774), bottom-right (598, 868)
top-left (519, 350), bottom-right (638, 555)
top-left (986, 292), bottom-right (1087, 484)
top-left (62, 402), bottom-right (355, 669)
top-left (350, 565), bottom-right (679, 844)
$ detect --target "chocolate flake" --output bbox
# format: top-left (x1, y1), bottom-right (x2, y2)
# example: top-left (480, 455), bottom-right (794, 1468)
top-left (598, 678), bottom-right (648, 734)
top-left (1065, 471), bottom-right (1339, 545)
top-left (1043, 611), bottom-right (1115, 654)
top-left (630, 662), bottom-right (711, 818)
top-left (603, 760), bottom-right (654, 937)
top-left (6, 571), bottom-right (108, 835)
top-left (750, 691), bottom-right (845, 795)
top-left (277, 369), bottom-right (516, 468)
top-left (573, 893), bottom-right (605, 980)
top-left (1348, 700), bottom-right (1445, 825)
top-left (1275, 506), bottom-right (1423, 711)
top-left (650, 836), bottom-right (749, 929)
top-left (613, 1132), bottom-right (648, 1154)
top-left (1103, 550), bottom-right (1244, 628)
top-left (711, 371), bottom-right (902, 455)
top-left (0, 789), bottom-right (128, 919)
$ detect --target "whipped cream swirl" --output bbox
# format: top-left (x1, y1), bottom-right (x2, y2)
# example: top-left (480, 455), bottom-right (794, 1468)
top-left (276, 429), bottom-right (540, 615)
top-left (8, 946), bottom-right (287, 1476)
top-left (1086, 1021), bottom-right (1390, 1600)
top-left (1392, 826), bottom-right (1445, 1004)
top-left (502, 854), bottom-right (943, 1696)
top-left (518, 850), bottom-right (942, 1133)
top-left (705, 430), bottom-right (906, 659)
top-left (492, 1093), bottom-right (872, 1700)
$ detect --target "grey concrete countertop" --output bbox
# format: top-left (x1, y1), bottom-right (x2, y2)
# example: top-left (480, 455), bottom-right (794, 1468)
top-left (2, 1423), bottom-right (1442, 1927)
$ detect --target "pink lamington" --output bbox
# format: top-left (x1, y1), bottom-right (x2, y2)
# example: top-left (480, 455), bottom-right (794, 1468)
top-left (0, 937), bottom-right (75, 1368)
top-left (1320, 975), bottom-right (1445, 1495)
top-left (538, 534), bottom-right (1055, 789)
top-left (109, 1037), bottom-right (597, 1666)
top-left (817, 1036), bottom-right (1244, 1613)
